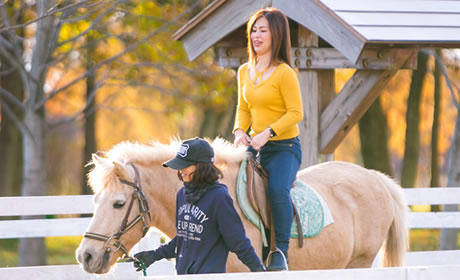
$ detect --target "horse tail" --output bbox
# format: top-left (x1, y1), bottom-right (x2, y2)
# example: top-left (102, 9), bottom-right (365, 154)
top-left (370, 170), bottom-right (408, 267)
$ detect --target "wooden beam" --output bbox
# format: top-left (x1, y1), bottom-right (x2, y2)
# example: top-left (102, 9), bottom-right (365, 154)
top-left (319, 51), bottom-right (414, 153)
top-left (172, 0), bottom-right (227, 41)
top-left (216, 47), bottom-right (417, 69)
top-left (179, 0), bottom-right (271, 61)
top-left (274, 0), bottom-right (366, 63)
top-left (298, 27), bottom-right (320, 168)
top-left (317, 69), bottom-right (335, 162)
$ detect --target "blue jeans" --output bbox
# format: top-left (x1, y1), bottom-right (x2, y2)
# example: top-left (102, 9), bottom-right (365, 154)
top-left (248, 137), bottom-right (302, 253)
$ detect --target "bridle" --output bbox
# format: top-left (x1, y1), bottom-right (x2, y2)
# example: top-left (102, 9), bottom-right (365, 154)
top-left (84, 163), bottom-right (151, 258)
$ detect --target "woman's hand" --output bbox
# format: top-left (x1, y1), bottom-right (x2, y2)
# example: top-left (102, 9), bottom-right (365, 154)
top-left (234, 129), bottom-right (251, 146)
top-left (250, 128), bottom-right (271, 151)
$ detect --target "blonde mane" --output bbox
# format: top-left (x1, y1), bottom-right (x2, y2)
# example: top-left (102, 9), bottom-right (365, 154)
top-left (87, 137), bottom-right (247, 193)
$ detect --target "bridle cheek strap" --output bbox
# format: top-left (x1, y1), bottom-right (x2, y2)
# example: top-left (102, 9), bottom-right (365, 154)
top-left (83, 163), bottom-right (151, 258)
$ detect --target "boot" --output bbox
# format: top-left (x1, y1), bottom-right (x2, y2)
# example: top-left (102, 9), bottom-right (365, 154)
top-left (267, 249), bottom-right (288, 271)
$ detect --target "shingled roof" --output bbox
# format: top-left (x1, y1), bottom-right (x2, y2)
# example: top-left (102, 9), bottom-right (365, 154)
top-left (173, 0), bottom-right (460, 63)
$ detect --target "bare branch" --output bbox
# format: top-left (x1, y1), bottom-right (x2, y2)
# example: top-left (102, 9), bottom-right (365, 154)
top-left (56, 0), bottom-right (124, 47)
top-left (61, 0), bottom-right (108, 24)
top-left (35, 0), bottom-right (202, 110)
top-left (0, 0), bottom-right (8, 8)
top-left (0, 0), bottom-right (97, 33)
top-left (0, 98), bottom-right (32, 138)
top-left (0, 87), bottom-right (24, 110)
top-left (421, 49), bottom-right (460, 110)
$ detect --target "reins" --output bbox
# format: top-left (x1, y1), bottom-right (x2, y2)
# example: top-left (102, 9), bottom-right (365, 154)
top-left (84, 163), bottom-right (151, 260)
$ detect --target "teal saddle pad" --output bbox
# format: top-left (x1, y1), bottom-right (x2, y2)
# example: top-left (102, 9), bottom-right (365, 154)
top-left (236, 159), bottom-right (325, 239)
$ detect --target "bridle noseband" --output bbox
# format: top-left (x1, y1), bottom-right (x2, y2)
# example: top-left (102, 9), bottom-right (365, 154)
top-left (84, 163), bottom-right (151, 258)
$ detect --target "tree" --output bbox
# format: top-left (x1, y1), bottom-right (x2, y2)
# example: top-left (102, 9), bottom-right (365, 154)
top-left (0, 0), bottom-right (233, 265)
top-left (358, 97), bottom-right (393, 176)
top-left (430, 49), bottom-right (442, 212)
top-left (401, 52), bottom-right (429, 188)
top-left (441, 112), bottom-right (460, 250)
top-left (0, 1), bottom-right (24, 197)
top-left (428, 49), bottom-right (460, 250)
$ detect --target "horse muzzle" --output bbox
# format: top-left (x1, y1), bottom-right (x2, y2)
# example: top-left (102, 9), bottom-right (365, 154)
top-left (76, 245), bottom-right (112, 274)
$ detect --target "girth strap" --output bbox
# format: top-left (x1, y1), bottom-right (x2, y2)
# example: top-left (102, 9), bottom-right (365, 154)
top-left (246, 155), bottom-right (304, 249)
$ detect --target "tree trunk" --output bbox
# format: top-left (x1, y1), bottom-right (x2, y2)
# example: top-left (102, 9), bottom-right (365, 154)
top-left (18, 110), bottom-right (47, 266)
top-left (18, 0), bottom-right (57, 266)
top-left (0, 62), bottom-right (24, 197)
top-left (358, 97), bottom-right (393, 176)
top-left (221, 89), bottom-right (237, 140)
top-left (430, 50), bottom-right (441, 212)
top-left (440, 113), bottom-right (460, 250)
top-left (81, 43), bottom-right (97, 195)
top-left (199, 107), bottom-right (226, 139)
top-left (0, 1), bottom-right (24, 197)
top-left (401, 52), bottom-right (429, 188)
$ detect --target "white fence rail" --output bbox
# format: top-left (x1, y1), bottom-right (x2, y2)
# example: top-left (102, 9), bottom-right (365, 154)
top-left (404, 187), bottom-right (460, 266)
top-left (1, 264), bottom-right (460, 280)
top-left (0, 187), bottom-right (459, 279)
top-left (0, 195), bottom-right (175, 278)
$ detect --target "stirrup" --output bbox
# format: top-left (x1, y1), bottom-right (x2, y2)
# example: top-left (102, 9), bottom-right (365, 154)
top-left (266, 247), bottom-right (288, 271)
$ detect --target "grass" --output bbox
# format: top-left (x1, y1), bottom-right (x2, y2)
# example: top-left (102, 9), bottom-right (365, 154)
top-left (410, 229), bottom-right (441, 251)
top-left (0, 236), bottom-right (82, 267)
top-left (46, 236), bottom-right (83, 265)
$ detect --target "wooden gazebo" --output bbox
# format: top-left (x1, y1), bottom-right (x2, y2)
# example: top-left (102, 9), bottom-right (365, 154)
top-left (173, 0), bottom-right (460, 167)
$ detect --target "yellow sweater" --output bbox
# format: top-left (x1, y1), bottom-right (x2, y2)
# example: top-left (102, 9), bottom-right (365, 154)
top-left (234, 63), bottom-right (303, 140)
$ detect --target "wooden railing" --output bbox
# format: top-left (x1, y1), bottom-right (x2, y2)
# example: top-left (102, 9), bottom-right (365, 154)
top-left (404, 187), bottom-right (460, 266)
top-left (0, 187), bottom-right (459, 278)
top-left (0, 195), bottom-right (175, 279)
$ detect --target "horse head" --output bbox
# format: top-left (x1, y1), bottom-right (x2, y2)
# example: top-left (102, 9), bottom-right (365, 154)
top-left (76, 152), bottom-right (151, 274)
top-left (75, 138), bottom-right (247, 274)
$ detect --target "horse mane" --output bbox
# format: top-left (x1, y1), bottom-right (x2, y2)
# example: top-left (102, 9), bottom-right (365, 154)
top-left (87, 137), bottom-right (246, 193)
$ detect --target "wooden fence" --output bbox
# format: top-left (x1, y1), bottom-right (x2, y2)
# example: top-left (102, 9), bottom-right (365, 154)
top-left (0, 187), bottom-right (459, 279)
top-left (404, 187), bottom-right (460, 266)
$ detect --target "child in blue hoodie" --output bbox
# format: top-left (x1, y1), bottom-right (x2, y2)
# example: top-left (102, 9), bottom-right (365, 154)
top-left (130, 137), bottom-right (265, 274)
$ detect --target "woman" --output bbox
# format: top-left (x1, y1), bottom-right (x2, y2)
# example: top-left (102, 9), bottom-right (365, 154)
top-left (130, 137), bottom-right (265, 274)
top-left (233, 8), bottom-right (303, 271)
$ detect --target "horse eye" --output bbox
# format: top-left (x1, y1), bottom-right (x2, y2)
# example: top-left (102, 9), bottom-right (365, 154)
top-left (113, 200), bottom-right (125, 209)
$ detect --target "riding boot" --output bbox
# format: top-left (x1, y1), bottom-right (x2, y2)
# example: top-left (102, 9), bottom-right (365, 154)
top-left (267, 248), bottom-right (288, 271)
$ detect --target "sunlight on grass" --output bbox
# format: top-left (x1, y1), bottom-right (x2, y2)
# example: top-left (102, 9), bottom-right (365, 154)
top-left (410, 229), bottom-right (440, 251)
top-left (0, 236), bottom-right (83, 267)
top-left (0, 239), bottom-right (18, 267)
top-left (46, 236), bottom-right (83, 265)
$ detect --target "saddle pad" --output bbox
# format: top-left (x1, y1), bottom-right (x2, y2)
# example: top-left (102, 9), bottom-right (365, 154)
top-left (236, 159), bottom-right (268, 245)
top-left (236, 159), bottom-right (334, 239)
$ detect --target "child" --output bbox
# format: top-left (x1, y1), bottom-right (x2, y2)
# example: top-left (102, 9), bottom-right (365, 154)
top-left (130, 137), bottom-right (265, 274)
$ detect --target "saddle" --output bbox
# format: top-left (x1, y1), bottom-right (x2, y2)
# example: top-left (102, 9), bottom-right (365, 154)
top-left (245, 153), bottom-right (304, 249)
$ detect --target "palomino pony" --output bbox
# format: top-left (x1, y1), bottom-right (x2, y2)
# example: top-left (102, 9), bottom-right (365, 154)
top-left (76, 138), bottom-right (408, 274)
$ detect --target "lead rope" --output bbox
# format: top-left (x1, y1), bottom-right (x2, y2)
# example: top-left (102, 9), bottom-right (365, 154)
top-left (125, 256), bottom-right (147, 276)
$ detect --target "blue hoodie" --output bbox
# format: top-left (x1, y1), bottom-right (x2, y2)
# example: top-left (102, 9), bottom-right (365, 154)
top-left (148, 182), bottom-right (263, 274)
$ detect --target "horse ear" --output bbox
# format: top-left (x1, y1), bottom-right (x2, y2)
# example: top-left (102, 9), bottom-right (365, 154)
top-left (95, 151), bottom-right (108, 158)
top-left (92, 152), bottom-right (110, 166)
top-left (113, 161), bottom-right (129, 181)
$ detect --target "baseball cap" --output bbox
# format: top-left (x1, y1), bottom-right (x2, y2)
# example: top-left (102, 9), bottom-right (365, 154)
top-left (163, 137), bottom-right (214, 170)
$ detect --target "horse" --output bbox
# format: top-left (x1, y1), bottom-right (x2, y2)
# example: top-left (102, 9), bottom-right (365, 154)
top-left (76, 138), bottom-right (408, 274)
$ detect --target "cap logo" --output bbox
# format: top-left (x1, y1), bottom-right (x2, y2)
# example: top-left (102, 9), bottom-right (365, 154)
top-left (177, 143), bottom-right (189, 158)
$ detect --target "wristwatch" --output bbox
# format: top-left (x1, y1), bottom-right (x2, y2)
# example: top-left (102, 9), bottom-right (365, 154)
top-left (268, 127), bottom-right (276, 138)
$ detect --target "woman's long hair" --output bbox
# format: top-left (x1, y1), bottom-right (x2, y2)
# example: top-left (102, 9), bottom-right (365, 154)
top-left (246, 7), bottom-right (292, 67)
